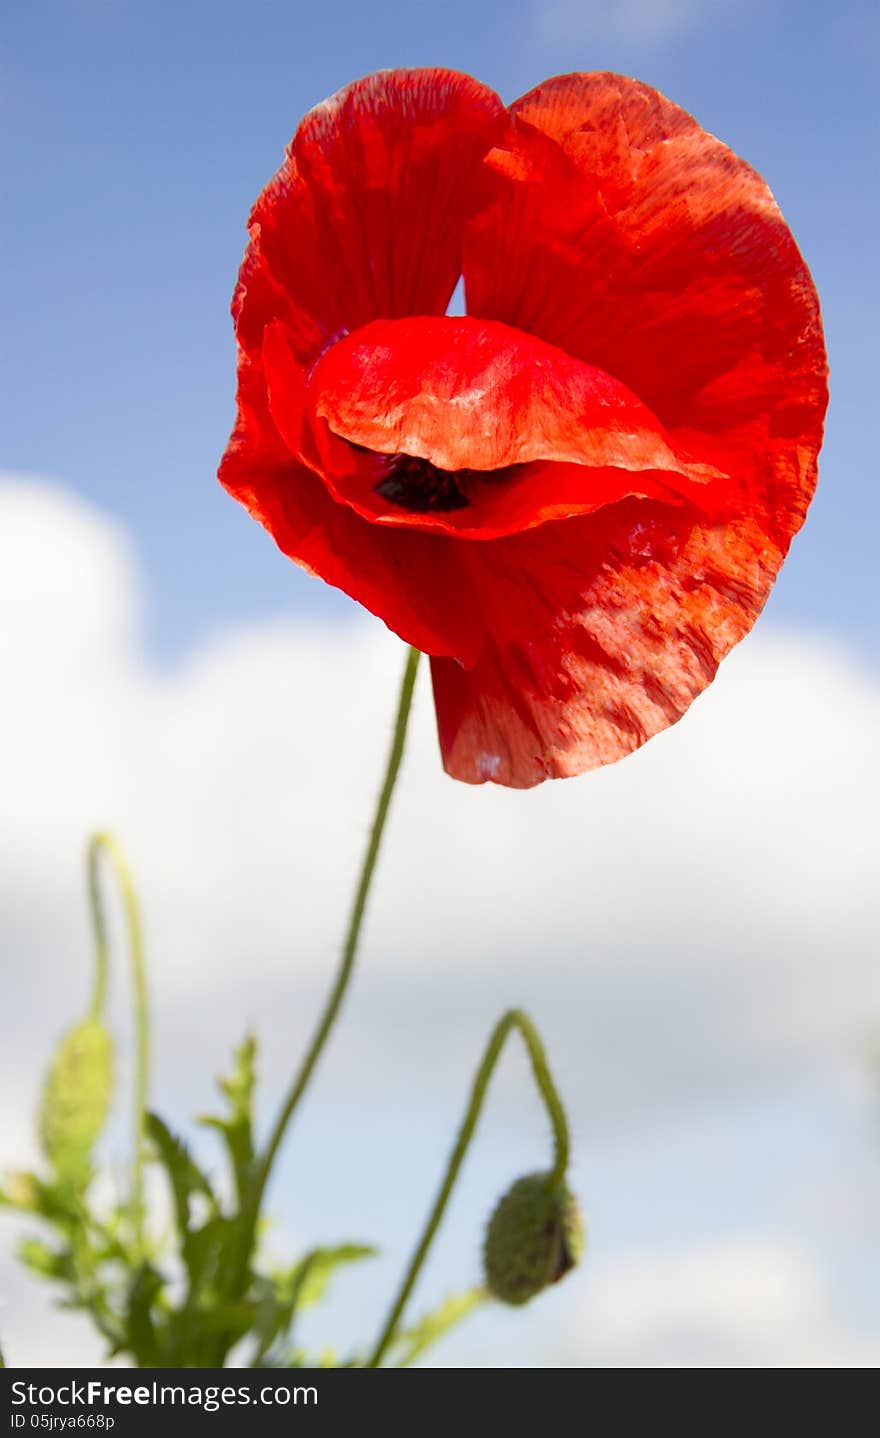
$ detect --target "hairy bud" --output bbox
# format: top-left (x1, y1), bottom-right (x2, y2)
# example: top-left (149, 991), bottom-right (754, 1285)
top-left (484, 1171), bottom-right (584, 1306)
top-left (39, 1018), bottom-right (113, 1179)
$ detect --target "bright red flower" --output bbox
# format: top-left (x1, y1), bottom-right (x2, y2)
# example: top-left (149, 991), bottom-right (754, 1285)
top-left (219, 69), bottom-right (827, 788)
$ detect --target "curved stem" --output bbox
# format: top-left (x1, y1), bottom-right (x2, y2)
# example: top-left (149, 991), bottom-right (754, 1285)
top-left (235, 645), bottom-right (421, 1280)
top-left (87, 843), bottom-right (111, 1022)
top-left (87, 833), bottom-right (150, 1252)
top-left (366, 1007), bottom-right (570, 1368)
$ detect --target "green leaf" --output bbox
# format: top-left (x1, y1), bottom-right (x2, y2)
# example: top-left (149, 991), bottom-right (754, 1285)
top-left (179, 1213), bottom-right (231, 1284)
top-left (198, 1035), bottom-right (257, 1202)
top-left (191, 1300), bottom-right (258, 1341)
top-left (249, 1244), bottom-right (375, 1367)
top-left (387, 1288), bottom-right (485, 1368)
top-left (125, 1263), bottom-right (166, 1367)
top-left (1, 1172), bottom-right (85, 1230)
top-left (146, 1112), bottom-right (215, 1243)
top-left (18, 1237), bottom-right (74, 1281)
top-left (288, 1244), bottom-right (376, 1311)
top-left (38, 1018), bottom-right (114, 1181)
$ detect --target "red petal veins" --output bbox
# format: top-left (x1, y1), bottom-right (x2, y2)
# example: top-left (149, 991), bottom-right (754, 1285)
top-left (431, 501), bottom-right (781, 787)
top-left (242, 69), bottom-right (505, 370)
top-left (220, 69), bottom-right (506, 662)
top-left (464, 71), bottom-right (826, 537)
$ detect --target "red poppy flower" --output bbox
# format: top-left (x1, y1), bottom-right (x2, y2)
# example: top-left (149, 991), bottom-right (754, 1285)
top-left (219, 69), bottom-right (827, 788)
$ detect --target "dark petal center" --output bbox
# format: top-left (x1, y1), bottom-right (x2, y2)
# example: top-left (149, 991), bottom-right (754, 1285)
top-left (374, 454), bottom-right (471, 512)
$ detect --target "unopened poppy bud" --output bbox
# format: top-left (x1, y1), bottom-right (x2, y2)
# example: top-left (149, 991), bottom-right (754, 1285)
top-left (39, 1018), bottom-right (114, 1179)
top-left (483, 1171), bottom-right (584, 1306)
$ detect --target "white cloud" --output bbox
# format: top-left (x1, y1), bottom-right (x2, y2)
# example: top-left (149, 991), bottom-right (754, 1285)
top-left (533, 0), bottom-right (745, 47)
top-left (1, 474), bottom-right (879, 1367)
top-left (581, 1238), bottom-right (880, 1367)
top-left (1, 473), bottom-right (878, 1128)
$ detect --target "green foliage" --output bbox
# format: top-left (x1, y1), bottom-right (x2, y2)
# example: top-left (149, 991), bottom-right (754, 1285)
top-left (2, 1032), bottom-right (392, 1367)
top-left (248, 1245), bottom-right (375, 1367)
top-left (1, 831), bottom-right (568, 1371)
top-left (386, 1288), bottom-right (485, 1368)
top-left (146, 1113), bottom-right (214, 1238)
top-left (197, 1035), bottom-right (256, 1204)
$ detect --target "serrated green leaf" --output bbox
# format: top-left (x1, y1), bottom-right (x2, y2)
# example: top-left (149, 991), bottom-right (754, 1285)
top-left (2, 1172), bottom-right (84, 1229)
top-left (126, 1263), bottom-right (166, 1367)
top-left (38, 1019), bottom-right (113, 1180)
top-left (219, 1033), bottom-right (256, 1108)
top-left (248, 1244), bottom-right (375, 1367)
top-left (146, 1113), bottom-right (215, 1245)
top-left (181, 1215), bottom-right (240, 1316)
top-left (197, 1035), bottom-right (257, 1202)
top-left (290, 1244), bottom-right (376, 1311)
top-left (193, 1300), bottom-right (258, 1340)
top-left (18, 1237), bottom-right (74, 1281)
top-left (387, 1288), bottom-right (485, 1368)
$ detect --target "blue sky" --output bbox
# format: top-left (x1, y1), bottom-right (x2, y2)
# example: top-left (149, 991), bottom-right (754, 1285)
top-left (1, 0), bottom-right (879, 1370)
top-left (1, 0), bottom-right (877, 659)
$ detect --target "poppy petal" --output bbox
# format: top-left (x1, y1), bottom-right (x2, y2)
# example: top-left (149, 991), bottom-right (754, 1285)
top-left (219, 342), bottom-right (485, 664)
top-left (464, 72), bottom-right (826, 485)
top-left (275, 313), bottom-right (721, 538)
top-left (430, 499), bottom-right (782, 787)
top-left (311, 315), bottom-right (704, 474)
top-left (245, 68), bottom-right (505, 369)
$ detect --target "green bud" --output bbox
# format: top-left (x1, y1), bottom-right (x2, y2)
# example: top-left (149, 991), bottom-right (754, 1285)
top-left (483, 1171), bottom-right (584, 1306)
top-left (38, 1017), bottom-right (113, 1180)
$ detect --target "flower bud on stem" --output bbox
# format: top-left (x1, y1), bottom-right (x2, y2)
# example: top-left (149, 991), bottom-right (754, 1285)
top-left (366, 1007), bottom-right (576, 1368)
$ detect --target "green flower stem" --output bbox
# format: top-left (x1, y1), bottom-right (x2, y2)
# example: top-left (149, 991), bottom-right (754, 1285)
top-left (366, 1007), bottom-right (570, 1369)
top-left (86, 833), bottom-right (150, 1252)
top-left (233, 644), bottom-right (422, 1285)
